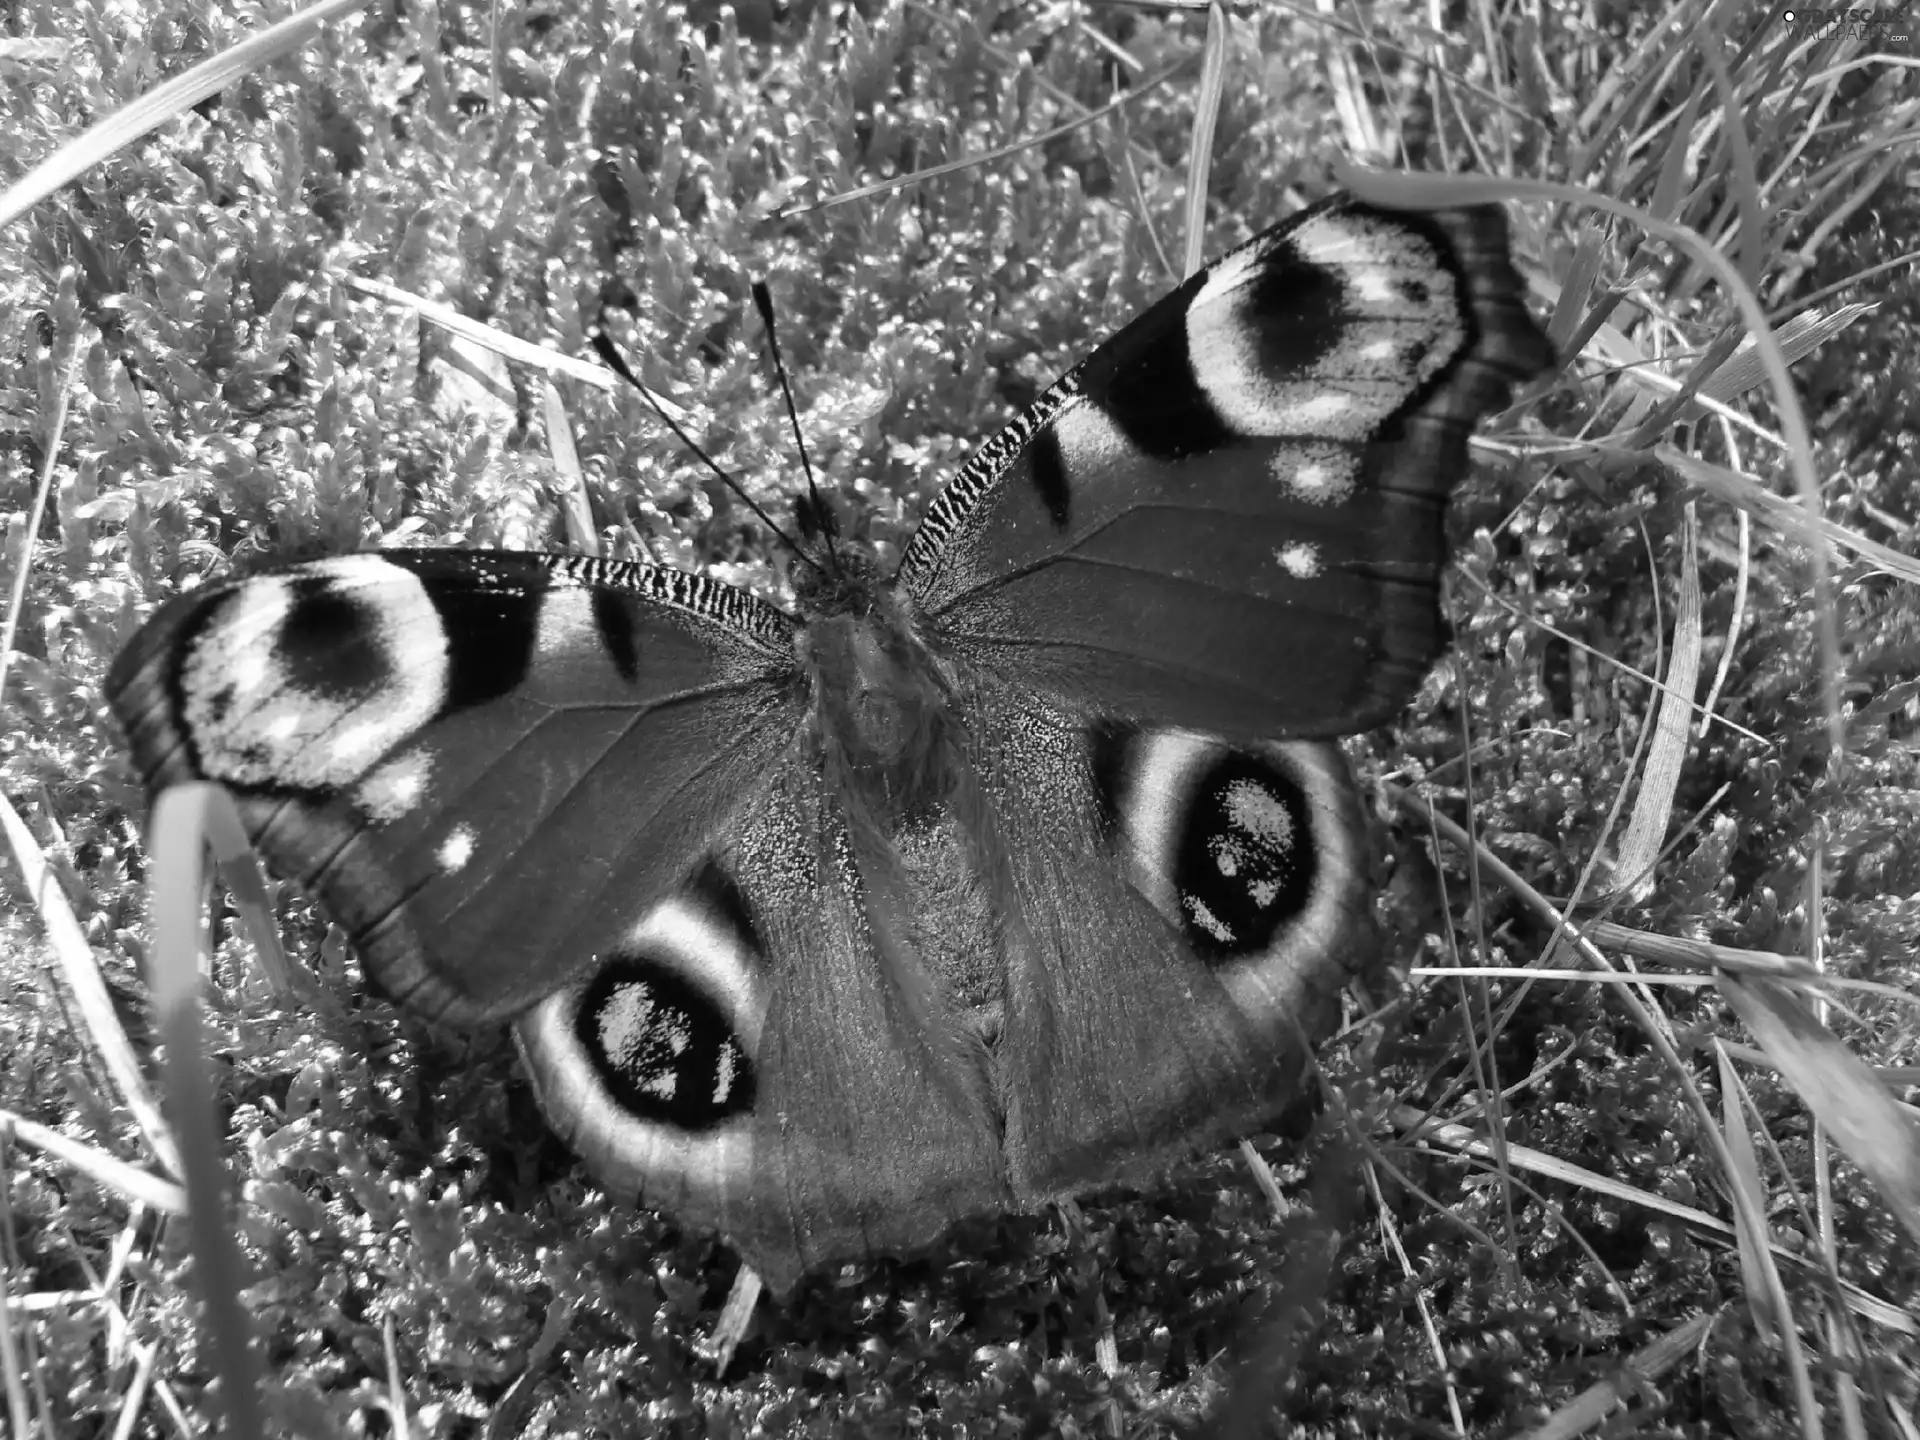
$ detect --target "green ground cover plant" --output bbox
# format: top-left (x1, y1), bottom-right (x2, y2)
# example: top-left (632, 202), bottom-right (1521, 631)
top-left (2, 1), bottom-right (1919, 1435)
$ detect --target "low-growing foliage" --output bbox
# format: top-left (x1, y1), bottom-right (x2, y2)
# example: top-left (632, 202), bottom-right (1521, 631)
top-left (3, 1), bottom-right (1919, 1436)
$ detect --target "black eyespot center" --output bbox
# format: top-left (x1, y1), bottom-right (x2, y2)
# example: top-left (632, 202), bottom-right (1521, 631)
top-left (277, 583), bottom-right (390, 697)
top-left (577, 959), bottom-right (755, 1133)
top-left (1172, 750), bottom-right (1317, 960)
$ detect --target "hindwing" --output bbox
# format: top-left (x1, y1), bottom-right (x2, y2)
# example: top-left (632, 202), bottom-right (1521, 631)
top-left (516, 762), bottom-right (1012, 1293)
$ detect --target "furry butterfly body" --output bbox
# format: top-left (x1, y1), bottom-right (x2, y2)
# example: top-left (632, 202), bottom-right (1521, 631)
top-left (109, 196), bottom-right (1550, 1291)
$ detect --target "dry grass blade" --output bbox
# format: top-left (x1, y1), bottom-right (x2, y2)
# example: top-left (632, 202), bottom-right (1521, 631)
top-left (0, 793), bottom-right (181, 1179)
top-left (1390, 1105), bottom-right (1910, 1336)
top-left (199, 789), bottom-right (291, 996)
top-left (776, 64), bottom-right (1186, 219)
top-left (383, 1314), bottom-right (413, 1440)
top-left (339, 273), bottom-right (693, 424)
top-left (1696, 25), bottom-right (1764, 295)
top-left (149, 784), bottom-right (265, 1440)
top-left (0, 327), bottom-right (70, 712)
top-left (0, 1108), bottom-right (185, 1215)
top-left (1413, 966), bottom-right (1710, 989)
top-left (1180, 4), bottom-right (1229, 280)
top-left (1665, 445), bottom-right (1920, 583)
top-left (1585, 922), bottom-right (1917, 1007)
top-left (699, 1267), bottom-right (764, 1377)
top-left (541, 380), bottom-right (600, 558)
top-left (0, 0), bottom-right (372, 234)
top-left (1718, 973), bottom-right (1920, 1251)
top-left (1620, 326), bottom-right (1753, 448)
top-left (1609, 505), bottom-right (1701, 903)
top-left (108, 1340), bottom-right (160, 1440)
top-left (1699, 301), bottom-right (1877, 404)
top-left (1546, 225), bottom-right (1606, 352)
top-left (1464, 575), bottom-right (1770, 746)
top-left (1364, 1162), bottom-right (1465, 1436)
top-left (1697, 500), bottom-right (1750, 738)
top-left (1515, 1311), bottom-right (1712, 1440)
top-left (1237, 1137), bottom-right (1289, 1218)
top-left (0, 1129), bottom-right (30, 1440)
top-left (1715, 1046), bottom-right (1785, 1342)
top-left (1201, 1130), bottom-right (1360, 1439)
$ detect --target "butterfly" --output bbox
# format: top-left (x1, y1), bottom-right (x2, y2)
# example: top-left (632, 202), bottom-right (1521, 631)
top-left (108, 194), bottom-right (1550, 1294)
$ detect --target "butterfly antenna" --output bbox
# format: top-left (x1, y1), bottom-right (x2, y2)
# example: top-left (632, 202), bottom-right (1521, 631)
top-left (589, 328), bottom-right (818, 574)
top-left (750, 280), bottom-right (840, 572)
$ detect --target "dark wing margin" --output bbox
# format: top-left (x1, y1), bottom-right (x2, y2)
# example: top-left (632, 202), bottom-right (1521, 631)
top-left (108, 550), bottom-right (804, 1025)
top-left (897, 196), bottom-right (1552, 744)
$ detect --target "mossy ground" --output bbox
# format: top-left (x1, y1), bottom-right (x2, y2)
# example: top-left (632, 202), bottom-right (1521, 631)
top-left (2, 3), bottom-right (1918, 1436)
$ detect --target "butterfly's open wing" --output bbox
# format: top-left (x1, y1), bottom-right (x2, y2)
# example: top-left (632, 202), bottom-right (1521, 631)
top-left (898, 198), bottom-right (1551, 743)
top-left (108, 551), bottom-right (804, 1024)
top-left (516, 763), bottom-right (1012, 1294)
top-left (963, 686), bottom-right (1374, 1197)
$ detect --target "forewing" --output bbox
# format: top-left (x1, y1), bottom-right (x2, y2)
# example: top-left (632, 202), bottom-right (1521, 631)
top-left (107, 550), bottom-right (804, 1024)
top-left (898, 198), bottom-right (1551, 742)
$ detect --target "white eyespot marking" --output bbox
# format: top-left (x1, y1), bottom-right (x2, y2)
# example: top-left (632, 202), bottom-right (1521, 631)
top-left (1289, 393), bottom-right (1358, 425)
top-left (598, 981), bottom-right (687, 1100)
top-left (1115, 729), bottom-right (1218, 928)
top-left (1184, 893), bottom-right (1234, 945)
top-left (263, 711), bottom-right (304, 745)
top-left (1349, 268), bottom-right (1405, 305)
top-left (355, 747), bottom-right (434, 824)
top-left (1050, 398), bottom-right (1136, 478)
top-left (1223, 777), bottom-right (1296, 863)
top-left (1275, 542), bottom-right (1322, 579)
top-left (1201, 777), bottom-right (1298, 922)
top-left (621, 895), bottom-right (764, 1052)
top-left (514, 968), bottom-right (757, 1214)
top-left (179, 554), bottom-right (450, 792)
top-left (1188, 241), bottom-right (1267, 311)
top-left (1291, 212), bottom-right (1430, 275)
top-left (436, 824), bottom-right (476, 874)
top-left (1185, 212), bottom-right (1466, 439)
top-left (1273, 445), bottom-right (1360, 505)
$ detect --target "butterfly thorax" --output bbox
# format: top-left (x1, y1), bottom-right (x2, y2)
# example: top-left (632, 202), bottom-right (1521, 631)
top-left (796, 568), bottom-right (960, 823)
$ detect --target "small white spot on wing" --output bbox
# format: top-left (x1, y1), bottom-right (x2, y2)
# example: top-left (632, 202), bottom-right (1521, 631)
top-left (1272, 445), bottom-right (1360, 506)
top-left (436, 823), bottom-right (476, 874)
top-left (355, 747), bottom-right (434, 824)
top-left (1183, 893), bottom-right (1234, 945)
top-left (713, 1042), bottom-right (740, 1106)
top-left (1224, 776), bottom-right (1296, 847)
top-left (1274, 542), bottom-right (1322, 579)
